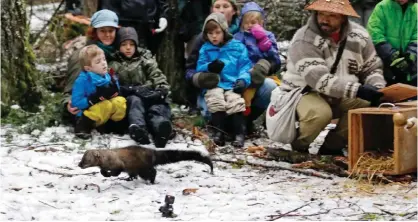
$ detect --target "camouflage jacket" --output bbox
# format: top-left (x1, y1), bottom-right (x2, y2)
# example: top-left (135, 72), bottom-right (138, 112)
top-left (109, 47), bottom-right (170, 90)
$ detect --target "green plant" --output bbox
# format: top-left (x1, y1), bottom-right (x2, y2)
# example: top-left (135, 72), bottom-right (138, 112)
top-left (2, 91), bottom-right (64, 134)
top-left (361, 213), bottom-right (383, 221)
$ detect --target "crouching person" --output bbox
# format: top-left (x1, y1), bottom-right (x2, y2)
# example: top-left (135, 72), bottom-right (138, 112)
top-left (197, 13), bottom-right (252, 148)
top-left (72, 45), bottom-right (127, 139)
top-left (280, 0), bottom-right (386, 155)
top-left (109, 27), bottom-right (173, 148)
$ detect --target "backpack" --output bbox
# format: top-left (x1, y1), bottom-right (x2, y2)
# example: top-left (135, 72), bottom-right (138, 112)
top-left (266, 87), bottom-right (302, 144)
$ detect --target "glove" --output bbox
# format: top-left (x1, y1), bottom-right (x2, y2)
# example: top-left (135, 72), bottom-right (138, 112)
top-left (103, 82), bottom-right (120, 99)
top-left (405, 52), bottom-right (417, 62)
top-left (208, 59), bottom-right (225, 74)
top-left (251, 59), bottom-right (271, 87)
top-left (133, 85), bottom-right (154, 98)
top-left (250, 24), bottom-right (272, 52)
top-left (390, 57), bottom-right (409, 73)
top-left (356, 84), bottom-right (384, 106)
top-left (192, 72), bottom-right (220, 89)
top-left (120, 86), bottom-right (136, 97)
top-left (155, 18), bottom-right (168, 33)
top-left (233, 79), bottom-right (246, 94)
top-left (88, 91), bottom-right (105, 106)
top-left (142, 87), bottom-right (169, 104)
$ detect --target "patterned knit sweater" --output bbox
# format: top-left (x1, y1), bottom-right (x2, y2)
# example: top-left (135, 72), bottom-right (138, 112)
top-left (280, 15), bottom-right (386, 99)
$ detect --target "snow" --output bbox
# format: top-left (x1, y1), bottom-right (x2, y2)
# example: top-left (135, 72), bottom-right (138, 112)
top-left (1, 125), bottom-right (417, 221)
top-left (27, 3), bottom-right (61, 33)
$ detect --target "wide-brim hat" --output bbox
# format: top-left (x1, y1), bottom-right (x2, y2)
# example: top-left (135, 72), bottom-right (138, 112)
top-left (305, 0), bottom-right (360, 18)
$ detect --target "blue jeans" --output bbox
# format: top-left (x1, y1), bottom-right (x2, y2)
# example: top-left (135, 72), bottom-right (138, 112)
top-left (197, 78), bottom-right (277, 120)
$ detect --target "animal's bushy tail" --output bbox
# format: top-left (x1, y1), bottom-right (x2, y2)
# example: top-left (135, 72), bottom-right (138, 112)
top-left (154, 149), bottom-right (213, 173)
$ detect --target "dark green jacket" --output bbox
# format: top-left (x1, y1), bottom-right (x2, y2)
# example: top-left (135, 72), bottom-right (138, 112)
top-left (109, 47), bottom-right (170, 91)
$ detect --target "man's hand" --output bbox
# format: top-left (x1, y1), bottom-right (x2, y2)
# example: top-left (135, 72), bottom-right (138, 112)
top-left (233, 79), bottom-right (246, 94)
top-left (67, 101), bottom-right (80, 115)
top-left (208, 59), bottom-right (225, 74)
top-left (155, 18), bottom-right (168, 33)
top-left (356, 84), bottom-right (384, 106)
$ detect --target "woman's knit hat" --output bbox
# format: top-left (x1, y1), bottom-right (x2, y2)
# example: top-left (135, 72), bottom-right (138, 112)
top-left (91, 9), bottom-right (119, 28)
top-left (117, 27), bottom-right (139, 47)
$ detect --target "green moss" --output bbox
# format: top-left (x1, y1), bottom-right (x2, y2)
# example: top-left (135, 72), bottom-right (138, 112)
top-left (361, 213), bottom-right (383, 221)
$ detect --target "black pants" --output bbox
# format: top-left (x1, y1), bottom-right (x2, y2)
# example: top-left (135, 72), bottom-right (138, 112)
top-left (126, 95), bottom-right (171, 133)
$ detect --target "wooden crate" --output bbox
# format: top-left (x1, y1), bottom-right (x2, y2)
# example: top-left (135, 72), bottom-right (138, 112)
top-left (348, 105), bottom-right (417, 175)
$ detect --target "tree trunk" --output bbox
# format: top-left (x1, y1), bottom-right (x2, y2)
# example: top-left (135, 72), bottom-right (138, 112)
top-left (1, 0), bottom-right (41, 115)
top-left (83, 0), bottom-right (97, 17)
top-left (156, 0), bottom-right (188, 105)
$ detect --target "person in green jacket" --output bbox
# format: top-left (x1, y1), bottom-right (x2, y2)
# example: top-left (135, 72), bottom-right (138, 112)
top-left (367, 0), bottom-right (417, 86)
top-left (109, 27), bottom-right (173, 148)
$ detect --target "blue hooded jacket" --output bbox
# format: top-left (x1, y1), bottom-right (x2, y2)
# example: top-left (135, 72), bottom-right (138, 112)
top-left (233, 2), bottom-right (281, 74)
top-left (71, 71), bottom-right (120, 116)
top-left (197, 39), bottom-right (252, 89)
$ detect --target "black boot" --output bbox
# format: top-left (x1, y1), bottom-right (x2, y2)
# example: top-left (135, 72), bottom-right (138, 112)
top-left (211, 112), bottom-right (226, 146)
top-left (152, 120), bottom-right (173, 148)
top-left (74, 114), bottom-right (95, 139)
top-left (246, 106), bottom-right (265, 136)
top-left (317, 130), bottom-right (345, 156)
top-left (231, 112), bottom-right (246, 148)
top-left (129, 124), bottom-right (150, 144)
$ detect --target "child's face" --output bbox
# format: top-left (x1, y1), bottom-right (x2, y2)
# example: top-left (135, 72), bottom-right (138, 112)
top-left (120, 40), bottom-right (136, 58)
top-left (242, 15), bottom-right (262, 31)
top-left (207, 26), bottom-right (224, 46)
top-left (85, 52), bottom-right (108, 75)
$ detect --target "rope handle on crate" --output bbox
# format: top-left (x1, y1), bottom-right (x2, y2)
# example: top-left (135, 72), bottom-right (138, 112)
top-left (378, 103), bottom-right (398, 109)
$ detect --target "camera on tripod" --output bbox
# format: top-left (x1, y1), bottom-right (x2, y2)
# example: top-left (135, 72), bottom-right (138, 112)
top-left (159, 195), bottom-right (176, 218)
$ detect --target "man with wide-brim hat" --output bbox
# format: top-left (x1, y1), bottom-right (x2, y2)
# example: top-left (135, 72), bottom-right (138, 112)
top-left (278, 0), bottom-right (387, 155)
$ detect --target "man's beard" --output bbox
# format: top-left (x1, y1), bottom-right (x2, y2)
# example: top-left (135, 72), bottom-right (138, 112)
top-left (319, 23), bottom-right (338, 35)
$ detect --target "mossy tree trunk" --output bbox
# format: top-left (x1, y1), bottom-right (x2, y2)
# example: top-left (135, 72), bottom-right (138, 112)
top-left (1, 0), bottom-right (41, 115)
top-left (83, 0), bottom-right (97, 17)
top-left (156, 0), bottom-right (187, 105)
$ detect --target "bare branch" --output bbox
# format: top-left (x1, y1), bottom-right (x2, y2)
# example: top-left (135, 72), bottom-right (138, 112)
top-left (212, 157), bottom-right (333, 180)
top-left (38, 200), bottom-right (59, 209)
top-left (266, 202), bottom-right (312, 221)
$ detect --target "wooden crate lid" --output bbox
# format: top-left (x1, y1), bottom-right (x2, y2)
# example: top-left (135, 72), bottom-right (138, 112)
top-left (349, 105), bottom-right (417, 114)
top-left (395, 101), bottom-right (417, 107)
top-left (379, 83), bottom-right (417, 102)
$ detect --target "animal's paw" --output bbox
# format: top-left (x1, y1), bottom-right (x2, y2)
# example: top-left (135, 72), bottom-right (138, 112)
top-left (125, 175), bottom-right (138, 181)
top-left (100, 169), bottom-right (112, 177)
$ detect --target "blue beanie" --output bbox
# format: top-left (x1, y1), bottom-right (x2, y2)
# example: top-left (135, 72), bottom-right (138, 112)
top-left (91, 9), bottom-right (119, 28)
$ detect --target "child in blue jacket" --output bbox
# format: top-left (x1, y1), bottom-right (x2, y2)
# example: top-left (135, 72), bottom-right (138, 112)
top-left (233, 2), bottom-right (281, 123)
top-left (234, 1), bottom-right (281, 84)
top-left (71, 45), bottom-right (127, 139)
top-left (196, 12), bottom-right (252, 148)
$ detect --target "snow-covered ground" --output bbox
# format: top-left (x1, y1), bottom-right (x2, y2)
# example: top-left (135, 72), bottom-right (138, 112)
top-left (1, 124), bottom-right (417, 221)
